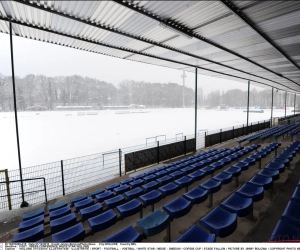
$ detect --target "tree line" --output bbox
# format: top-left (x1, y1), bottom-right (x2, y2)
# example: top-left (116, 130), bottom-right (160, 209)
top-left (0, 74), bottom-right (298, 111)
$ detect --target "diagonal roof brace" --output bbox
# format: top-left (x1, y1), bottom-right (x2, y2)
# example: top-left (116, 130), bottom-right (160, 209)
top-left (112, 0), bottom-right (300, 87)
top-left (5, 0), bottom-right (293, 90)
top-left (219, 0), bottom-right (300, 73)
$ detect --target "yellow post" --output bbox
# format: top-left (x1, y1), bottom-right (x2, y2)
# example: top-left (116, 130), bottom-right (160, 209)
top-left (0, 169), bottom-right (12, 210)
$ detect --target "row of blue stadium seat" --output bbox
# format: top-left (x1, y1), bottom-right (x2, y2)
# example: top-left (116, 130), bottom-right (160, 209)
top-left (13, 142), bottom-right (275, 242)
top-left (289, 126), bottom-right (300, 136)
top-left (11, 147), bottom-right (236, 241)
top-left (12, 145), bottom-right (252, 242)
top-left (236, 126), bottom-right (285, 143)
top-left (185, 141), bottom-right (297, 241)
top-left (273, 124), bottom-right (299, 139)
top-left (237, 124), bottom-right (297, 143)
top-left (100, 143), bottom-right (279, 242)
top-left (269, 141), bottom-right (300, 241)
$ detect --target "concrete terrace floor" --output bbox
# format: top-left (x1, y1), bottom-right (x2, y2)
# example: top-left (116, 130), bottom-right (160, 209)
top-left (0, 135), bottom-right (299, 243)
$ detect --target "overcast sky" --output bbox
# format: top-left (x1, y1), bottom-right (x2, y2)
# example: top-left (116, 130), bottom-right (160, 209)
top-left (0, 32), bottom-right (260, 94)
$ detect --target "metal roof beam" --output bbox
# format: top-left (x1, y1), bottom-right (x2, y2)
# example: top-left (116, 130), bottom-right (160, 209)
top-left (0, 16), bottom-right (296, 93)
top-left (112, 0), bottom-right (300, 87)
top-left (6, 0), bottom-right (293, 90)
top-left (219, 0), bottom-right (300, 72)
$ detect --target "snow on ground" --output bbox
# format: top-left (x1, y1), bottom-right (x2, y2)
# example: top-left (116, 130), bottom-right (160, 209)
top-left (0, 108), bottom-right (292, 171)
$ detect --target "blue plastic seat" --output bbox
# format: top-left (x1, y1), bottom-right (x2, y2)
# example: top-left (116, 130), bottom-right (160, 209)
top-left (157, 175), bottom-right (173, 186)
top-left (49, 201), bottom-right (68, 212)
top-left (233, 162), bottom-right (249, 171)
top-left (155, 170), bottom-right (168, 178)
top-left (213, 172), bottom-right (232, 185)
top-left (256, 151), bottom-right (267, 158)
top-left (224, 166), bottom-right (241, 177)
top-left (141, 180), bottom-right (159, 193)
top-left (163, 197), bottom-right (192, 218)
top-left (106, 183), bottom-right (120, 191)
top-left (226, 155), bottom-right (238, 162)
top-left (52, 223), bottom-right (85, 242)
top-left (201, 159), bottom-right (213, 166)
top-left (104, 195), bottom-right (125, 209)
top-left (210, 161), bottom-right (224, 171)
top-left (133, 173), bottom-right (146, 180)
top-left (183, 187), bottom-right (208, 204)
top-left (95, 191), bottom-right (114, 203)
top-left (129, 179), bottom-right (144, 189)
top-left (249, 154), bottom-right (261, 162)
top-left (88, 209), bottom-right (117, 232)
top-left (13, 224), bottom-right (44, 242)
top-left (201, 166), bottom-right (214, 175)
top-left (120, 178), bottom-right (134, 185)
top-left (19, 215), bottom-right (44, 233)
top-left (145, 169), bottom-right (157, 175)
top-left (248, 174), bottom-right (273, 190)
top-left (174, 176), bottom-right (194, 189)
top-left (236, 183), bottom-right (264, 202)
top-left (139, 190), bottom-right (162, 207)
top-left (175, 225), bottom-right (216, 242)
top-left (143, 174), bottom-right (157, 183)
top-left (89, 188), bottom-right (104, 199)
top-left (219, 158), bottom-right (232, 166)
top-left (158, 182), bottom-right (179, 197)
top-left (241, 158), bottom-right (256, 166)
top-left (50, 213), bottom-right (77, 234)
top-left (165, 166), bottom-right (178, 173)
top-left (278, 153), bottom-right (293, 161)
top-left (136, 210), bottom-right (170, 237)
top-left (291, 186), bottom-right (300, 203)
top-left (114, 185), bottom-right (130, 195)
top-left (50, 206), bottom-right (71, 221)
top-left (281, 200), bottom-right (300, 226)
top-left (199, 179), bottom-right (222, 194)
top-left (80, 203), bottom-right (103, 220)
top-left (23, 208), bottom-right (44, 221)
top-left (259, 169), bottom-right (280, 181)
top-left (103, 225), bottom-right (140, 242)
top-left (156, 166), bottom-right (167, 171)
top-left (74, 198), bottom-right (94, 212)
top-left (199, 207), bottom-right (237, 238)
top-left (169, 170), bottom-right (184, 180)
top-left (270, 220), bottom-right (300, 241)
top-left (70, 195), bottom-right (87, 206)
top-left (190, 162), bottom-right (205, 171)
top-left (271, 158), bottom-right (289, 167)
top-left (124, 187), bottom-right (144, 200)
top-left (265, 162), bottom-right (285, 173)
top-left (188, 170), bottom-right (205, 181)
top-left (181, 166), bottom-right (194, 174)
top-left (116, 199), bottom-right (143, 218)
top-left (220, 193), bottom-right (253, 217)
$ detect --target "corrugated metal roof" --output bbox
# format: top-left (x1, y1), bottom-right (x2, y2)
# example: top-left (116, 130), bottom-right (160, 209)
top-left (0, 0), bottom-right (300, 93)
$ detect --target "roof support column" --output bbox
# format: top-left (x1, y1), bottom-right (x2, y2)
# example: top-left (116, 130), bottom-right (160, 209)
top-left (271, 88), bottom-right (274, 127)
top-left (294, 93), bottom-right (296, 115)
top-left (9, 21), bottom-right (27, 207)
top-left (194, 68), bottom-right (198, 149)
top-left (285, 91), bottom-right (287, 119)
top-left (247, 80), bottom-right (250, 133)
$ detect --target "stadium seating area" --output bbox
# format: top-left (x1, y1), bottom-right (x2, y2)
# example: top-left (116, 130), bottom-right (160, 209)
top-left (11, 136), bottom-right (300, 243)
top-left (269, 141), bottom-right (300, 241)
top-left (237, 124), bottom-right (300, 144)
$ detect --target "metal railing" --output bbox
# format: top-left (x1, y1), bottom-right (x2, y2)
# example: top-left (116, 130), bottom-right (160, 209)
top-left (2, 115), bottom-right (297, 211)
top-left (205, 119), bottom-right (271, 148)
top-left (0, 176), bottom-right (47, 211)
top-left (0, 132), bottom-right (205, 211)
